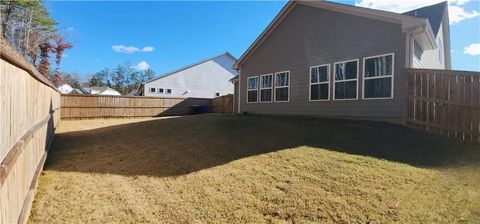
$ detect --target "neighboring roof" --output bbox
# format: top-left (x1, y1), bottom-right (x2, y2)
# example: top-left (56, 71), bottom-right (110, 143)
top-left (234, 0), bottom-right (437, 69)
top-left (81, 86), bottom-right (120, 95)
top-left (229, 75), bottom-right (239, 82)
top-left (145, 52), bottom-right (238, 83)
top-left (403, 1), bottom-right (447, 36)
top-left (89, 86), bottom-right (113, 92)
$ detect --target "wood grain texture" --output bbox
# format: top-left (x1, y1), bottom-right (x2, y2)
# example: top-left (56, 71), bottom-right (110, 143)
top-left (0, 37), bottom-right (60, 224)
top-left (406, 69), bottom-right (480, 143)
top-left (61, 94), bottom-right (211, 119)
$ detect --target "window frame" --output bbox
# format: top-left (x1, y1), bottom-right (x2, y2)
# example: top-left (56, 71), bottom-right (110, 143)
top-left (333, 59), bottom-right (359, 101)
top-left (166, 89), bottom-right (172, 94)
top-left (274, 71), bottom-right (290, 103)
top-left (309, 64), bottom-right (330, 102)
top-left (157, 88), bottom-right (164, 94)
top-left (259, 73), bottom-right (273, 103)
top-left (362, 53), bottom-right (395, 100)
top-left (246, 76), bottom-right (259, 103)
top-left (149, 87), bottom-right (156, 93)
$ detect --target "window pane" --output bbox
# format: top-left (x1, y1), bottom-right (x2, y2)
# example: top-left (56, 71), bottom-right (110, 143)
top-left (275, 87), bottom-right (288, 101)
top-left (335, 61), bottom-right (357, 80)
top-left (364, 77), bottom-right (392, 98)
top-left (248, 90), bottom-right (257, 102)
top-left (260, 89), bottom-right (272, 102)
top-left (335, 81), bottom-right (356, 99)
top-left (310, 83), bottom-right (329, 100)
top-left (365, 55), bottom-right (392, 78)
top-left (248, 77), bottom-right (258, 90)
top-left (311, 66), bottom-right (328, 83)
top-left (276, 72), bottom-right (289, 87)
top-left (261, 75), bottom-right (272, 88)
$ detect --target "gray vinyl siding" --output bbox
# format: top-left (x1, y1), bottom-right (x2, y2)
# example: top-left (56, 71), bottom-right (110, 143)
top-left (412, 23), bottom-right (446, 69)
top-left (238, 4), bottom-right (407, 123)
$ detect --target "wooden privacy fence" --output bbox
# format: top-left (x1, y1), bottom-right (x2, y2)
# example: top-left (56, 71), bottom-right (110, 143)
top-left (61, 94), bottom-right (211, 119)
top-left (406, 68), bottom-right (480, 143)
top-left (211, 94), bottom-right (233, 113)
top-left (0, 38), bottom-right (61, 224)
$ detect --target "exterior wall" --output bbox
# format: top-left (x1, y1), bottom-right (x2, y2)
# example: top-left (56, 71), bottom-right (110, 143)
top-left (238, 4), bottom-right (407, 123)
top-left (145, 54), bottom-right (237, 99)
top-left (412, 23), bottom-right (446, 69)
top-left (412, 8), bottom-right (451, 70)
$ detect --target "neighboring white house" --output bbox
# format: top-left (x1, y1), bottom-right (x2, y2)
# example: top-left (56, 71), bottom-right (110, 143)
top-left (81, 86), bottom-right (121, 96)
top-left (58, 83), bottom-right (74, 94)
top-left (141, 52), bottom-right (238, 98)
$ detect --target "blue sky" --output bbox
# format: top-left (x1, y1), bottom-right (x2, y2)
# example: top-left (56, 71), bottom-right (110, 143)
top-left (46, 0), bottom-right (480, 80)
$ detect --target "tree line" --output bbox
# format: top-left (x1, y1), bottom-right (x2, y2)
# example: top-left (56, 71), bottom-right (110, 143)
top-left (60, 61), bottom-right (156, 95)
top-left (1, 0), bottom-right (72, 84)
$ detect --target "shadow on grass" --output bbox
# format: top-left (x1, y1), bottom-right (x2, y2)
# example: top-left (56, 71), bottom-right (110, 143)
top-left (45, 114), bottom-right (480, 177)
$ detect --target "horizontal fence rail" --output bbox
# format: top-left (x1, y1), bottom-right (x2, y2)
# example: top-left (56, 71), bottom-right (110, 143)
top-left (0, 37), bottom-right (61, 224)
top-left (61, 94), bottom-right (212, 119)
top-left (406, 69), bottom-right (480, 143)
top-left (211, 94), bottom-right (233, 113)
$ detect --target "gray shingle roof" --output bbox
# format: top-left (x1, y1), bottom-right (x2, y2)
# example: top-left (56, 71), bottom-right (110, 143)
top-left (402, 1), bottom-right (448, 36)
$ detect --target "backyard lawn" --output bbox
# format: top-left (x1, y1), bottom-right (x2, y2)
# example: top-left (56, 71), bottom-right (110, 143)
top-left (29, 114), bottom-right (479, 223)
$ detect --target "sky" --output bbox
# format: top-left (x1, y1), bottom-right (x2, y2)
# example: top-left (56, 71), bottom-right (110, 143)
top-left (46, 0), bottom-right (480, 80)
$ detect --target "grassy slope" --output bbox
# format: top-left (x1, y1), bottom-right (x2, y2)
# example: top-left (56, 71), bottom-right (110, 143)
top-left (29, 114), bottom-right (480, 223)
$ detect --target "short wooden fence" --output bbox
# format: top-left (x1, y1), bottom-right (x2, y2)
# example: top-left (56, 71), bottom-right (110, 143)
top-left (406, 69), bottom-right (480, 143)
top-left (211, 94), bottom-right (233, 113)
top-left (61, 94), bottom-right (211, 119)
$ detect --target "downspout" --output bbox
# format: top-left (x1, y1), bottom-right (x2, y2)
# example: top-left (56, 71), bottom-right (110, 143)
top-left (237, 68), bottom-right (241, 113)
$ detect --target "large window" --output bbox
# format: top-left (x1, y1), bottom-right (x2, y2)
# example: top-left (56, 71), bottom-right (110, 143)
top-left (363, 53), bottom-right (394, 99)
top-left (310, 64), bottom-right (330, 101)
top-left (260, 74), bottom-right (273, 102)
top-left (275, 71), bottom-right (290, 102)
top-left (247, 76), bottom-right (258, 103)
top-left (334, 59), bottom-right (358, 100)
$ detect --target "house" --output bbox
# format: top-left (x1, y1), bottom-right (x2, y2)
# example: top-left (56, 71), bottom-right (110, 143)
top-left (232, 1), bottom-right (451, 124)
top-left (80, 86), bottom-right (122, 96)
top-left (139, 52), bottom-right (238, 98)
top-left (58, 83), bottom-right (74, 94)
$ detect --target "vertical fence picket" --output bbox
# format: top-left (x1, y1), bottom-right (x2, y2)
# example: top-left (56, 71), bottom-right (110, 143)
top-left (407, 69), bottom-right (480, 143)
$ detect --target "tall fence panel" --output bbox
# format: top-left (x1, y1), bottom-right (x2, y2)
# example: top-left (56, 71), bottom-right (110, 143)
top-left (211, 94), bottom-right (233, 113)
top-left (406, 69), bottom-right (480, 143)
top-left (61, 95), bottom-right (211, 119)
top-left (0, 38), bottom-right (61, 224)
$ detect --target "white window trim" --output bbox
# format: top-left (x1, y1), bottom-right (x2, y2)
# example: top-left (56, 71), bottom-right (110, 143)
top-left (246, 76), bottom-right (259, 103)
top-left (274, 70), bottom-right (290, 103)
top-left (149, 87), bottom-right (156, 93)
top-left (309, 64), bottom-right (330, 102)
top-left (362, 53), bottom-right (395, 100)
top-left (259, 74), bottom-right (273, 103)
top-left (157, 88), bottom-right (164, 94)
top-left (333, 59), bottom-right (359, 101)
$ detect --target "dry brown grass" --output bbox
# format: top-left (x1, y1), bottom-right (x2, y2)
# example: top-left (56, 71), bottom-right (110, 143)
top-left (29, 114), bottom-right (480, 223)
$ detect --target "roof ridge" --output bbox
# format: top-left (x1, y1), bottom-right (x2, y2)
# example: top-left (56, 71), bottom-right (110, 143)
top-left (145, 52), bottom-right (237, 83)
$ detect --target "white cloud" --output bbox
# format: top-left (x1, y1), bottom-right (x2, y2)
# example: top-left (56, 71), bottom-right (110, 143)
top-left (464, 43), bottom-right (480, 56)
top-left (354, 0), bottom-right (479, 24)
top-left (112, 45), bottom-right (140, 54)
top-left (133, 61), bottom-right (150, 71)
top-left (112, 45), bottom-right (155, 54)
top-left (449, 5), bottom-right (480, 24)
top-left (141, 46), bottom-right (155, 52)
